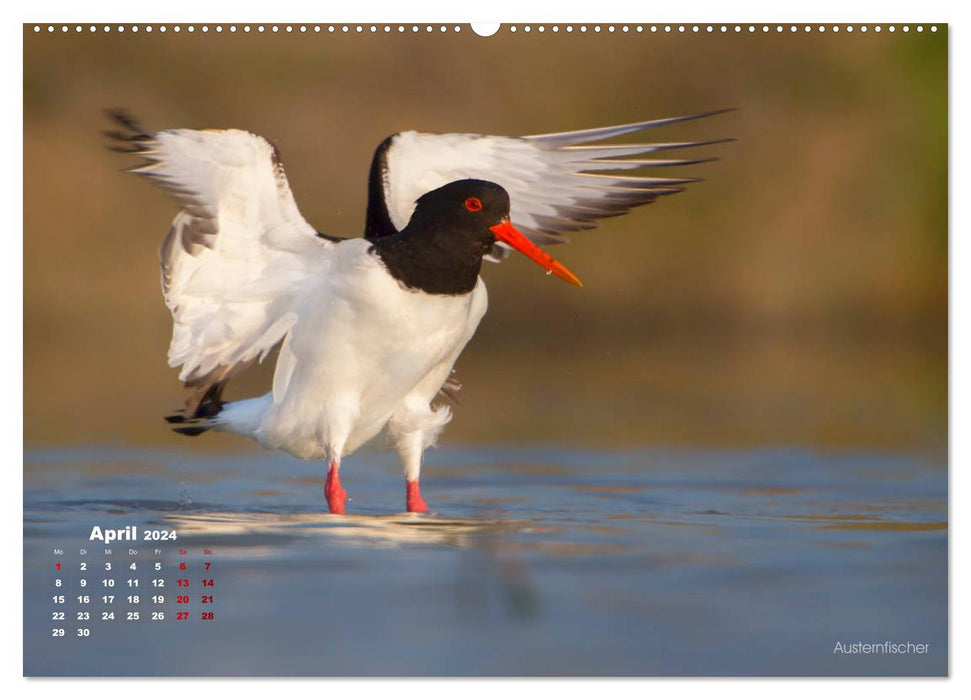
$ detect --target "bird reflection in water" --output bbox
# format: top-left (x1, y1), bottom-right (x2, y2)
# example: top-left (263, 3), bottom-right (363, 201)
top-left (166, 510), bottom-right (541, 619)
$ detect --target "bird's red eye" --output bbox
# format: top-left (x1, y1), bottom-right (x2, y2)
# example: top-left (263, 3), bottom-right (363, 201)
top-left (464, 197), bottom-right (483, 212)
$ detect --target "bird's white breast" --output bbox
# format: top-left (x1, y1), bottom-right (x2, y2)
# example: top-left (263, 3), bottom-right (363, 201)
top-left (253, 238), bottom-right (488, 459)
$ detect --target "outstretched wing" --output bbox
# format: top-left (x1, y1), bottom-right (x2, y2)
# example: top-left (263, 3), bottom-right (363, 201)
top-left (106, 111), bottom-right (334, 414)
top-left (365, 109), bottom-right (731, 256)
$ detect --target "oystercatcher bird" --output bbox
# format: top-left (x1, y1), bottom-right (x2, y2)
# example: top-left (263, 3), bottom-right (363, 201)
top-left (106, 110), bottom-right (728, 514)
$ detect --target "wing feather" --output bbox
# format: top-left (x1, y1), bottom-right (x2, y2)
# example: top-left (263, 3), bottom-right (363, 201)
top-left (107, 112), bottom-right (333, 404)
top-left (373, 109), bottom-right (731, 253)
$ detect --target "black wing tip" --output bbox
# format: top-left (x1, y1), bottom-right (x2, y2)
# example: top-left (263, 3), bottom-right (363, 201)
top-left (164, 412), bottom-right (213, 437)
top-left (650, 155), bottom-right (723, 167)
top-left (665, 176), bottom-right (704, 185)
top-left (616, 106), bottom-right (739, 132)
top-left (526, 107), bottom-right (739, 147)
top-left (103, 109), bottom-right (153, 154)
top-left (654, 186), bottom-right (688, 196)
top-left (587, 154), bottom-right (724, 171)
top-left (172, 425), bottom-right (212, 437)
top-left (685, 108), bottom-right (738, 139)
top-left (663, 107), bottom-right (738, 125)
top-left (666, 137), bottom-right (737, 151)
top-left (681, 136), bottom-right (736, 146)
top-left (316, 230), bottom-right (347, 243)
top-left (104, 108), bottom-right (151, 136)
top-left (691, 107), bottom-right (739, 119)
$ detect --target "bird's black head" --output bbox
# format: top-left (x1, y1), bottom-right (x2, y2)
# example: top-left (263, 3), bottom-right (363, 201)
top-left (406, 179), bottom-right (512, 249)
top-left (371, 178), bottom-right (580, 296)
top-left (370, 179), bottom-right (510, 295)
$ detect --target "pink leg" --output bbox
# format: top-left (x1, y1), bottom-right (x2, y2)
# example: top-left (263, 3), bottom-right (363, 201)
top-left (324, 463), bottom-right (347, 515)
top-left (406, 480), bottom-right (429, 513)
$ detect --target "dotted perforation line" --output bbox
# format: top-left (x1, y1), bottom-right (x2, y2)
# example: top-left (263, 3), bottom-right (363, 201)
top-left (31, 24), bottom-right (941, 35)
top-left (30, 24), bottom-right (466, 34)
top-left (505, 24), bottom-right (938, 34)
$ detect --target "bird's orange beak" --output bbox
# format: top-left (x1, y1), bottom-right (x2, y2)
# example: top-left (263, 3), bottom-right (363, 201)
top-left (489, 219), bottom-right (583, 287)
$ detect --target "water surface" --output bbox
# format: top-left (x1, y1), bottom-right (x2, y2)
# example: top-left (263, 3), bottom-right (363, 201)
top-left (24, 445), bottom-right (947, 676)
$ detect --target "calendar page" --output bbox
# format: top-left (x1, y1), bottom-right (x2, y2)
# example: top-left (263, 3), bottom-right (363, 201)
top-left (22, 20), bottom-right (948, 677)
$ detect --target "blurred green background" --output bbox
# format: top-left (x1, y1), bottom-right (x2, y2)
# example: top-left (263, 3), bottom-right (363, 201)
top-left (23, 25), bottom-right (947, 456)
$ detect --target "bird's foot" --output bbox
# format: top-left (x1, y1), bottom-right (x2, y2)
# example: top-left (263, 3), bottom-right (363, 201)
top-left (325, 465), bottom-right (347, 515)
top-left (406, 480), bottom-right (429, 513)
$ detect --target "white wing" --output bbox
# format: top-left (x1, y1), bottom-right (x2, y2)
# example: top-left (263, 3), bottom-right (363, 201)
top-left (368, 109), bottom-right (731, 254)
top-left (108, 112), bottom-right (333, 402)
